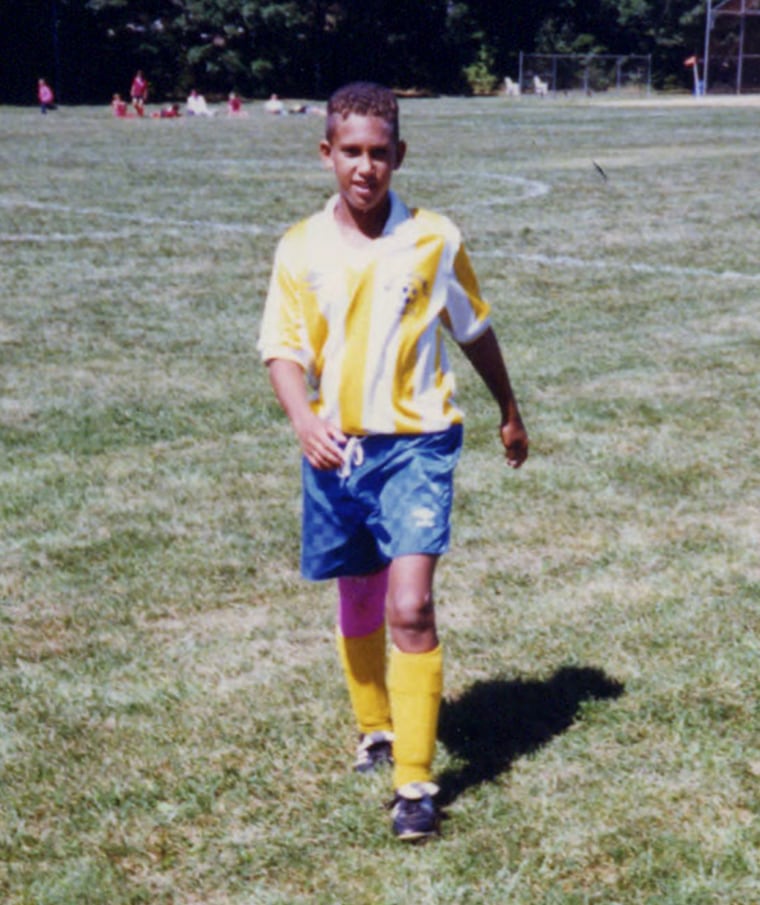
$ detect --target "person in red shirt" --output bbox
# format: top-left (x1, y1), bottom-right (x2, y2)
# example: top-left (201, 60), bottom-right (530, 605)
top-left (151, 103), bottom-right (181, 119)
top-left (130, 70), bottom-right (148, 116)
top-left (37, 79), bottom-right (55, 114)
top-left (227, 92), bottom-right (247, 117)
top-left (111, 93), bottom-right (129, 118)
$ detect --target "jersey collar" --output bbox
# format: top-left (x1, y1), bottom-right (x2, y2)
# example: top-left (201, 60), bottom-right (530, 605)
top-left (324, 190), bottom-right (411, 239)
top-left (382, 191), bottom-right (411, 236)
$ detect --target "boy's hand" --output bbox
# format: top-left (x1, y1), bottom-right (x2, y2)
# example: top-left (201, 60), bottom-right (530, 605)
top-left (266, 360), bottom-right (346, 470)
top-left (500, 418), bottom-right (528, 469)
top-left (295, 414), bottom-right (346, 470)
top-left (459, 329), bottom-right (528, 469)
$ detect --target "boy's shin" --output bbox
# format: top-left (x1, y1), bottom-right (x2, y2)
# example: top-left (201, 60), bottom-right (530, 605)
top-left (336, 625), bottom-right (392, 735)
top-left (388, 645), bottom-right (443, 788)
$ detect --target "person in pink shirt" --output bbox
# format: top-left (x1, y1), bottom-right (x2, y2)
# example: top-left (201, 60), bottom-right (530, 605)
top-left (130, 70), bottom-right (148, 116)
top-left (111, 94), bottom-right (129, 118)
top-left (227, 92), bottom-right (247, 117)
top-left (37, 79), bottom-right (55, 114)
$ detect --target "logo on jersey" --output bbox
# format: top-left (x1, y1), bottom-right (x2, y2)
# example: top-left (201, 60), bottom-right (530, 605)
top-left (402, 274), bottom-right (430, 309)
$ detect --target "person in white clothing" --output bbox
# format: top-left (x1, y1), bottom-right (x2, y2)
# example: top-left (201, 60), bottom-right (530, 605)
top-left (264, 93), bottom-right (285, 115)
top-left (186, 89), bottom-right (213, 116)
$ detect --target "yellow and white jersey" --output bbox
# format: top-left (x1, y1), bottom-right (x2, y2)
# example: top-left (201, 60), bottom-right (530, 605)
top-left (258, 192), bottom-right (491, 435)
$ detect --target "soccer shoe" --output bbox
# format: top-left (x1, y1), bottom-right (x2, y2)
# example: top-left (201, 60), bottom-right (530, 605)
top-left (353, 730), bottom-right (394, 773)
top-left (390, 781), bottom-right (440, 842)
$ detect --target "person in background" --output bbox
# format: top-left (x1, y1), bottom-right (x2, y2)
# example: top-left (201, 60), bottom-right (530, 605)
top-left (130, 70), bottom-right (148, 116)
top-left (111, 93), bottom-right (129, 117)
top-left (37, 79), bottom-right (55, 114)
top-left (186, 89), bottom-right (213, 116)
top-left (227, 92), bottom-right (248, 117)
top-left (153, 102), bottom-right (181, 119)
top-left (264, 93), bottom-right (285, 115)
top-left (288, 102), bottom-right (327, 117)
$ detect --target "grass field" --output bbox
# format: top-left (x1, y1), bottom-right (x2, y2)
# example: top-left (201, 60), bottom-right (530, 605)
top-left (1, 94), bottom-right (758, 904)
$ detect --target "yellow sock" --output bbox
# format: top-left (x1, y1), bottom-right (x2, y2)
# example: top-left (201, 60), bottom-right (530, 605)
top-left (336, 625), bottom-right (392, 736)
top-left (388, 644), bottom-right (443, 788)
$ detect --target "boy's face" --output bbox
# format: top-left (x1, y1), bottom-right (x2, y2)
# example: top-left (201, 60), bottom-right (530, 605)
top-left (320, 113), bottom-right (406, 223)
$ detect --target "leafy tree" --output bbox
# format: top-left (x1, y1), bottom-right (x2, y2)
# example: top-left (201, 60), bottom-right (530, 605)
top-left (459, 0), bottom-right (559, 77)
top-left (463, 43), bottom-right (499, 94)
top-left (518, 0), bottom-right (707, 89)
top-left (330, 0), bottom-right (454, 91)
top-left (596, 0), bottom-right (707, 87)
top-left (0, 0), bottom-right (717, 103)
top-left (0, 0), bottom-right (107, 104)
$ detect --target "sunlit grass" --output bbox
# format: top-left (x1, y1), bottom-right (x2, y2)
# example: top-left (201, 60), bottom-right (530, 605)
top-left (1, 96), bottom-right (758, 904)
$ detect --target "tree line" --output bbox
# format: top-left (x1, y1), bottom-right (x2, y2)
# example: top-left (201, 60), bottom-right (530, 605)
top-left (1, 1), bottom-right (709, 105)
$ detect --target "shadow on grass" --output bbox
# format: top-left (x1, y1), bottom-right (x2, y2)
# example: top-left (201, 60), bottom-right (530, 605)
top-left (437, 665), bottom-right (625, 806)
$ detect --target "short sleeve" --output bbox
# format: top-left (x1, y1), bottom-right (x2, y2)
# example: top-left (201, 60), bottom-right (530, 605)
top-left (441, 242), bottom-right (491, 345)
top-left (257, 237), bottom-right (310, 369)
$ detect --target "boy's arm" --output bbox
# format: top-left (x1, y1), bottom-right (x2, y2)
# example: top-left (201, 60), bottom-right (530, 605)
top-left (266, 359), bottom-right (346, 470)
top-left (459, 327), bottom-right (529, 469)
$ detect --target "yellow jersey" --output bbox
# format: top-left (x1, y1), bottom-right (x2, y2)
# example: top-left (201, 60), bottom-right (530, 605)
top-left (258, 192), bottom-right (491, 434)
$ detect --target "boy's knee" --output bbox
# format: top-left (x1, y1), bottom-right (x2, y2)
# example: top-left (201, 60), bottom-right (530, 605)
top-left (337, 571), bottom-right (388, 637)
top-left (388, 589), bottom-right (435, 633)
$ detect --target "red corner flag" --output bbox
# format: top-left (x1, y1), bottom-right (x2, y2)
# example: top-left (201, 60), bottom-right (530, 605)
top-left (684, 55), bottom-right (697, 67)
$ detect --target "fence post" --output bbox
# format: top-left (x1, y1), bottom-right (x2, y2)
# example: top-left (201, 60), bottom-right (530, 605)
top-left (519, 51), bottom-right (524, 94)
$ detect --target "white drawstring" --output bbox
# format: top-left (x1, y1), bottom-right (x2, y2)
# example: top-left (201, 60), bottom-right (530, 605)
top-left (338, 436), bottom-right (365, 478)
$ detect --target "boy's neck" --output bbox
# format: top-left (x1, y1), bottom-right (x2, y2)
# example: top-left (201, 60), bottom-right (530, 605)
top-left (333, 194), bottom-right (391, 245)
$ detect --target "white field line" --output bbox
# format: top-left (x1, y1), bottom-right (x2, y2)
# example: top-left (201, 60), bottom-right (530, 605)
top-left (0, 174), bottom-right (547, 243)
top-left (0, 198), bottom-right (269, 240)
top-left (3, 183), bottom-right (759, 282)
top-left (471, 249), bottom-right (760, 283)
top-left (428, 174), bottom-right (551, 206)
top-left (1, 229), bottom-right (147, 243)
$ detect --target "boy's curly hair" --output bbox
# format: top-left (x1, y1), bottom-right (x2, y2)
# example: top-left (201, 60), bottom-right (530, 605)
top-left (326, 82), bottom-right (399, 142)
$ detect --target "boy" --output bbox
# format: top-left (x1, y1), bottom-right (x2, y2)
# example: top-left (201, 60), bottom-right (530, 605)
top-left (258, 82), bottom-right (528, 841)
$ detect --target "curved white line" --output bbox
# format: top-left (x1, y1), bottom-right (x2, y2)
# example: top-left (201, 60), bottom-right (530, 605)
top-left (400, 172), bottom-right (551, 206)
top-left (4, 180), bottom-right (757, 283)
top-left (472, 249), bottom-right (760, 282)
top-left (0, 172), bottom-right (550, 241)
top-left (0, 198), bottom-right (267, 236)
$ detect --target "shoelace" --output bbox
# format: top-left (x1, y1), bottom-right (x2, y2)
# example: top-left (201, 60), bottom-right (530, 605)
top-left (338, 436), bottom-right (365, 478)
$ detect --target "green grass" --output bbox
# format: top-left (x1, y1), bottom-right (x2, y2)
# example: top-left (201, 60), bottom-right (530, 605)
top-left (1, 95), bottom-right (758, 903)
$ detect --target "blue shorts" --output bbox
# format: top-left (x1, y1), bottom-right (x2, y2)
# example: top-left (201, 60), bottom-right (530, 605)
top-left (301, 425), bottom-right (463, 580)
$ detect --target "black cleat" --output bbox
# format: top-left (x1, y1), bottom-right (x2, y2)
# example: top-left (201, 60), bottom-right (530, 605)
top-left (353, 731), bottom-right (394, 773)
top-left (390, 782), bottom-right (440, 842)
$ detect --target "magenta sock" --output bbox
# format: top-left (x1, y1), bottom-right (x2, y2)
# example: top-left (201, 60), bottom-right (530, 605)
top-left (337, 568), bottom-right (388, 638)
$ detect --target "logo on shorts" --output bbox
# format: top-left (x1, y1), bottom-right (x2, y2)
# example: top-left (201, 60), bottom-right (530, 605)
top-left (411, 506), bottom-right (437, 529)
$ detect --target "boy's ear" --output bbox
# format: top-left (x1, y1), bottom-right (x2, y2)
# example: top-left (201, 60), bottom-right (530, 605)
top-left (319, 139), bottom-right (334, 169)
top-left (394, 140), bottom-right (407, 170)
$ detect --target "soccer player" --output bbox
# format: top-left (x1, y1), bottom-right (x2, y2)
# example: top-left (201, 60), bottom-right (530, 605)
top-left (130, 70), bottom-right (148, 117)
top-left (258, 81), bottom-right (528, 841)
